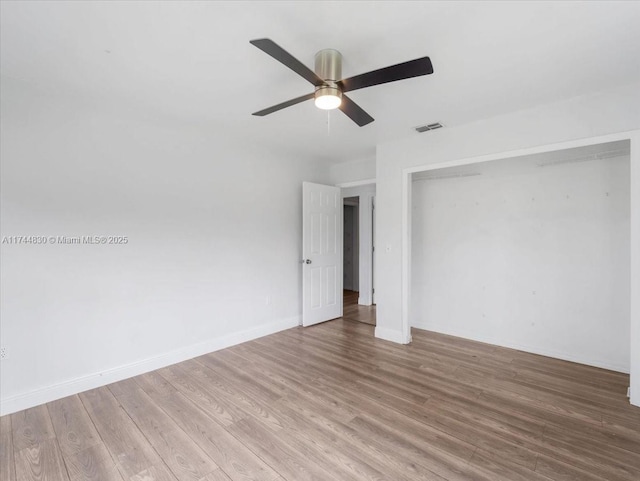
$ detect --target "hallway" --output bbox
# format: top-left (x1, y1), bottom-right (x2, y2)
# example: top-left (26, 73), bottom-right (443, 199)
top-left (343, 290), bottom-right (376, 326)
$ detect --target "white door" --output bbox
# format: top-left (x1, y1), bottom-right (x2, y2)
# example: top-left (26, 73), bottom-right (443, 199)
top-left (302, 182), bottom-right (343, 326)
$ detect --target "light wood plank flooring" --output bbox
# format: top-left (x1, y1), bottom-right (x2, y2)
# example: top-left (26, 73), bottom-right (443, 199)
top-left (2, 320), bottom-right (639, 481)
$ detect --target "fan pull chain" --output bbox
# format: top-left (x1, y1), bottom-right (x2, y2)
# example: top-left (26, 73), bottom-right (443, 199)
top-left (327, 110), bottom-right (330, 136)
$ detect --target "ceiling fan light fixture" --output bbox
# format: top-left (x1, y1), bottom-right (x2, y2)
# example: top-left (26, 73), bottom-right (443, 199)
top-left (314, 85), bottom-right (342, 110)
top-left (250, 39), bottom-right (434, 126)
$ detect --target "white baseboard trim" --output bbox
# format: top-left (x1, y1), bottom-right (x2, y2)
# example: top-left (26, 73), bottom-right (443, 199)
top-left (357, 297), bottom-right (372, 306)
top-left (0, 316), bottom-right (300, 416)
top-left (631, 387), bottom-right (640, 408)
top-left (411, 322), bottom-right (630, 374)
top-left (375, 327), bottom-right (410, 344)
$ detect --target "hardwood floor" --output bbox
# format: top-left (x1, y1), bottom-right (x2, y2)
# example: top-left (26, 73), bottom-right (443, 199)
top-left (343, 290), bottom-right (376, 325)
top-left (2, 320), bottom-right (639, 481)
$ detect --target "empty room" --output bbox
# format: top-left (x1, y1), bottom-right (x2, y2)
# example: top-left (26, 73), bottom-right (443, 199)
top-left (1, 2), bottom-right (639, 481)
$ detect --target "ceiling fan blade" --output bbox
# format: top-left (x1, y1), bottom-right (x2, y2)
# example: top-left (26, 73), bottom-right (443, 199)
top-left (338, 57), bottom-right (433, 93)
top-left (250, 38), bottom-right (325, 87)
top-left (339, 95), bottom-right (374, 127)
top-left (252, 93), bottom-right (315, 116)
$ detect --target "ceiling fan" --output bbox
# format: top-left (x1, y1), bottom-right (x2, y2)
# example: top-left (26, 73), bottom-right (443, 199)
top-left (250, 38), bottom-right (434, 127)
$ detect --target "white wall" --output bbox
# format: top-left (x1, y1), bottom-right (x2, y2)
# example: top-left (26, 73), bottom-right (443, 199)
top-left (375, 81), bottom-right (640, 405)
top-left (330, 157), bottom-right (376, 185)
top-left (411, 153), bottom-right (630, 372)
top-left (0, 79), bottom-right (329, 414)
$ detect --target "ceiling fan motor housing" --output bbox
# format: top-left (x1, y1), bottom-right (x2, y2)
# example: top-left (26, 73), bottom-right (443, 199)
top-left (315, 48), bottom-right (342, 81)
top-left (314, 49), bottom-right (343, 108)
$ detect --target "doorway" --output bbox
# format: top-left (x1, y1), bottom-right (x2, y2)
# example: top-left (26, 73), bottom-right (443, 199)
top-left (397, 130), bottom-right (640, 407)
top-left (410, 141), bottom-right (630, 371)
top-left (343, 194), bottom-right (376, 325)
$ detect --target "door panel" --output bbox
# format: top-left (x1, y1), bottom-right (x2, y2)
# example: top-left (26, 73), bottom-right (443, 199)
top-left (303, 182), bottom-right (343, 326)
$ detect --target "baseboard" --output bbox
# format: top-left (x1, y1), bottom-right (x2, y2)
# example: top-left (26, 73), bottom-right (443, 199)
top-left (357, 297), bottom-right (372, 306)
top-left (411, 322), bottom-right (629, 374)
top-left (375, 327), bottom-right (410, 344)
top-left (0, 316), bottom-right (300, 416)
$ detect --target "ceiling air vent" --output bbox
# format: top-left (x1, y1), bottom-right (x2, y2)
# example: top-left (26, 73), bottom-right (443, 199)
top-left (415, 122), bottom-right (443, 133)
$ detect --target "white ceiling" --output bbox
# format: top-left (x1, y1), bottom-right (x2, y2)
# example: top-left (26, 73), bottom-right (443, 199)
top-left (2, 1), bottom-right (639, 164)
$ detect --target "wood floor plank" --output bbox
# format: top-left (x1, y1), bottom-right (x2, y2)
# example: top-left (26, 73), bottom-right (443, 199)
top-left (11, 406), bottom-right (56, 452)
top-left (134, 372), bottom-right (177, 398)
top-left (299, 376), bottom-right (475, 458)
top-left (264, 398), bottom-right (390, 481)
top-left (226, 417), bottom-right (332, 481)
top-left (264, 381), bottom-right (462, 481)
top-left (544, 413), bottom-right (640, 455)
top-left (349, 414), bottom-right (545, 481)
top-left (232, 341), bottom-right (324, 387)
top-left (15, 439), bottom-right (70, 481)
top-left (147, 391), bottom-right (279, 481)
top-left (350, 414), bottom-right (495, 481)
top-left (534, 454), bottom-right (609, 481)
top-left (427, 390), bottom-right (546, 441)
top-left (456, 367), bottom-right (605, 425)
top-left (602, 412), bottom-right (640, 442)
top-left (292, 380), bottom-right (477, 466)
top-left (157, 364), bottom-right (246, 427)
top-left (79, 387), bottom-right (162, 479)
top-left (543, 422), bottom-right (640, 468)
top-left (508, 353), bottom-right (630, 385)
top-left (198, 470), bottom-right (233, 481)
top-left (279, 328), bottom-right (483, 402)
top-left (63, 443), bottom-right (123, 481)
top-left (506, 372), bottom-right (632, 421)
top-left (278, 330), bottom-right (439, 403)
top-left (1, 414), bottom-right (16, 481)
top-left (129, 464), bottom-right (178, 481)
top-left (211, 348), bottom-right (306, 400)
top-left (411, 333), bottom-right (516, 371)
top-left (317, 414), bottom-right (448, 481)
top-left (476, 392), bottom-right (639, 481)
top-left (465, 449), bottom-right (550, 481)
top-left (227, 346), bottom-right (363, 426)
top-left (272, 395), bottom-right (466, 481)
top-left (539, 427), bottom-right (640, 481)
top-left (185, 359), bottom-right (286, 431)
top-left (512, 363), bottom-right (630, 405)
top-left (319, 374), bottom-right (540, 471)
top-left (194, 355), bottom-right (282, 404)
top-left (47, 395), bottom-right (101, 456)
top-left (107, 378), bottom-right (141, 399)
top-left (116, 388), bottom-right (218, 481)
